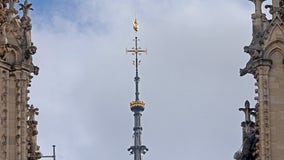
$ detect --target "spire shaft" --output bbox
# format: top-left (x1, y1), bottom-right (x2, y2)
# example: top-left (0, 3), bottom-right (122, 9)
top-left (135, 37), bottom-right (140, 101)
top-left (127, 19), bottom-right (148, 160)
top-left (126, 37), bottom-right (146, 101)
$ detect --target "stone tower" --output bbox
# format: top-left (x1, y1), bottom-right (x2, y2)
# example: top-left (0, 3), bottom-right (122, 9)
top-left (0, 0), bottom-right (40, 160)
top-left (235, 0), bottom-right (284, 160)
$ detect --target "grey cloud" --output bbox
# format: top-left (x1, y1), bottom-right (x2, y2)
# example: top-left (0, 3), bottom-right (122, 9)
top-left (29, 0), bottom-right (258, 159)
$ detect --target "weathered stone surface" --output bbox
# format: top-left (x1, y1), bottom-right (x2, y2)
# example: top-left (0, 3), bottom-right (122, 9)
top-left (237, 0), bottom-right (284, 159)
top-left (0, 1), bottom-right (40, 160)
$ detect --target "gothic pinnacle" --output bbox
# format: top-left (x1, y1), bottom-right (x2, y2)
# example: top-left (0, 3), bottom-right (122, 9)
top-left (249, 0), bottom-right (265, 15)
top-left (20, 0), bottom-right (33, 18)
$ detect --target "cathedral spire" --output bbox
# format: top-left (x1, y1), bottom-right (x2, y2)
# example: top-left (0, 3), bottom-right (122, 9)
top-left (126, 19), bottom-right (148, 160)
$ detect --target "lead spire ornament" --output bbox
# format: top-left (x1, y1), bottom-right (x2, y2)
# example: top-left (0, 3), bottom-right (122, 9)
top-left (133, 18), bottom-right (139, 32)
top-left (126, 19), bottom-right (148, 160)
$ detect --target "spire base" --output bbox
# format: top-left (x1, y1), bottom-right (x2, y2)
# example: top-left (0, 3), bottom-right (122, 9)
top-left (128, 145), bottom-right (149, 155)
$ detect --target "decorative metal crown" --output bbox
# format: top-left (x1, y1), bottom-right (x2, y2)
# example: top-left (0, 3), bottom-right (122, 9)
top-left (130, 100), bottom-right (145, 109)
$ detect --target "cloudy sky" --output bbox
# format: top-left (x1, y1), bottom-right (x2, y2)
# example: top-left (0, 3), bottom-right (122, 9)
top-left (23, 0), bottom-right (273, 159)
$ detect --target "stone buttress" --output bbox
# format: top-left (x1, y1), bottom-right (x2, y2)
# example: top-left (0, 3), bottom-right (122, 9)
top-left (0, 0), bottom-right (40, 160)
top-left (236, 0), bottom-right (284, 160)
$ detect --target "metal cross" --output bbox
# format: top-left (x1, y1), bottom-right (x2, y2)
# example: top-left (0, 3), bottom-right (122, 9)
top-left (126, 36), bottom-right (147, 101)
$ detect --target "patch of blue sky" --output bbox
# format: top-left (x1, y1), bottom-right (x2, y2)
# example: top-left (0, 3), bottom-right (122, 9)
top-left (14, 0), bottom-right (56, 17)
top-left (27, 0), bottom-right (109, 35)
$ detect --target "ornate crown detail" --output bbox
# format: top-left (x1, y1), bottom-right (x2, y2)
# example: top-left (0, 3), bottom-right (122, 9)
top-left (130, 100), bottom-right (145, 109)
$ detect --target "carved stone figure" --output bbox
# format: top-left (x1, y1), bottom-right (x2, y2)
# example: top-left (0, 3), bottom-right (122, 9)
top-left (241, 132), bottom-right (257, 160)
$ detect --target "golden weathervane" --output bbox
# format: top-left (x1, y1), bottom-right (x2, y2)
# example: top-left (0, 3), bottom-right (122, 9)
top-left (133, 19), bottom-right (139, 32)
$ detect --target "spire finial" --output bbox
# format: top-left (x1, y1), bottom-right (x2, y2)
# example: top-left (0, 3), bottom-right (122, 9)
top-left (20, 0), bottom-right (33, 18)
top-left (133, 19), bottom-right (139, 32)
top-left (239, 100), bottom-right (256, 122)
top-left (126, 19), bottom-right (147, 102)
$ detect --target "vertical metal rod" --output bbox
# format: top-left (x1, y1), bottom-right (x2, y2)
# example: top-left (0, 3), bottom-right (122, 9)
top-left (135, 36), bottom-right (140, 101)
top-left (52, 145), bottom-right (56, 160)
top-left (41, 145), bottom-right (56, 159)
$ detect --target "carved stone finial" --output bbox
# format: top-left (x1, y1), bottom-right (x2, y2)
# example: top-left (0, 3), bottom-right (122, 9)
top-left (245, 100), bottom-right (250, 108)
top-left (249, 0), bottom-right (265, 15)
top-left (8, 0), bottom-right (19, 13)
top-left (239, 100), bottom-right (256, 122)
top-left (21, 0), bottom-right (33, 16)
top-left (20, 0), bottom-right (33, 31)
